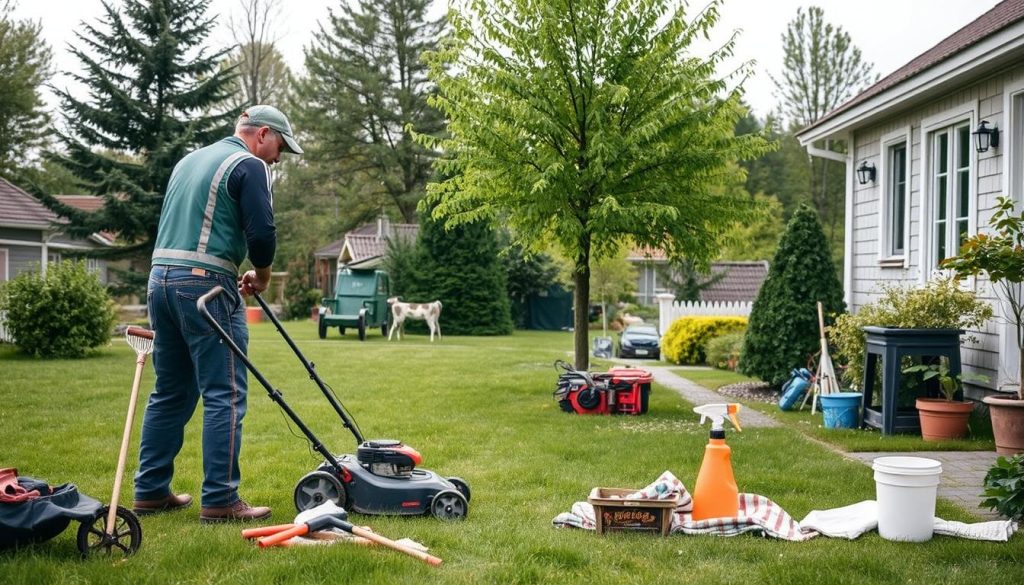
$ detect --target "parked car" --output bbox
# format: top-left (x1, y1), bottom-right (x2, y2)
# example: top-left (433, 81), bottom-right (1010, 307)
top-left (615, 323), bottom-right (660, 359)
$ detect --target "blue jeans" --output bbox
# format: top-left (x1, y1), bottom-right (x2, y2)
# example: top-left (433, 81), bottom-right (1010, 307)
top-left (134, 265), bottom-right (249, 507)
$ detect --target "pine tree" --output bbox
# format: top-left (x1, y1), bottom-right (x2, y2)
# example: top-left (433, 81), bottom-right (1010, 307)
top-left (294, 0), bottom-right (445, 225)
top-left (37, 0), bottom-right (237, 295)
top-left (740, 205), bottom-right (846, 386)
top-left (406, 203), bottom-right (513, 336)
top-left (0, 1), bottom-right (52, 179)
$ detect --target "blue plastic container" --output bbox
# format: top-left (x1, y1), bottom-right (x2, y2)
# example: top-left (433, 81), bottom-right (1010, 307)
top-left (778, 368), bottom-right (812, 411)
top-left (820, 392), bottom-right (862, 429)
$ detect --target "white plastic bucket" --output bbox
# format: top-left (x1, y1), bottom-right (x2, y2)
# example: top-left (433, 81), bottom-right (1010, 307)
top-left (872, 456), bottom-right (942, 542)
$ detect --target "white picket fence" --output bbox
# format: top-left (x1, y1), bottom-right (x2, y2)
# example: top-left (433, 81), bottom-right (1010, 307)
top-left (655, 294), bottom-right (753, 337)
top-left (0, 311), bottom-right (10, 343)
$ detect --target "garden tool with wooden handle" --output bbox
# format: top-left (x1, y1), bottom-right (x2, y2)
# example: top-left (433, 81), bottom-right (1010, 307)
top-left (106, 326), bottom-right (154, 534)
top-left (242, 511), bottom-right (442, 566)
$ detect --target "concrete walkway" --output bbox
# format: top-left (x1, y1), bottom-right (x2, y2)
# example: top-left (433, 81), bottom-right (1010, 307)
top-left (646, 366), bottom-right (779, 428)
top-left (649, 365), bottom-right (1001, 519)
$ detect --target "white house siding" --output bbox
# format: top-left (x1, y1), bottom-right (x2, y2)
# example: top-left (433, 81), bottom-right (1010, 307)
top-left (849, 64), bottom-right (1024, 391)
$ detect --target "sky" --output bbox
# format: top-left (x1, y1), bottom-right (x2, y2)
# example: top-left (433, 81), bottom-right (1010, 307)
top-left (10, 0), bottom-right (1006, 120)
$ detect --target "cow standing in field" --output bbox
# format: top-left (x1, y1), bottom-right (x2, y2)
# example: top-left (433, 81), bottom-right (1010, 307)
top-left (387, 297), bottom-right (443, 342)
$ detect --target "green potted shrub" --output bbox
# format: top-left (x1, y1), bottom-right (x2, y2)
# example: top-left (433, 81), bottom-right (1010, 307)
top-left (980, 453), bottom-right (1024, 521)
top-left (903, 359), bottom-right (988, 441)
top-left (942, 196), bottom-right (1024, 454)
top-left (830, 277), bottom-right (992, 389)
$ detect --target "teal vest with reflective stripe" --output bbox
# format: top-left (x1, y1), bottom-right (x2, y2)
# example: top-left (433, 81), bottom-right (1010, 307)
top-left (152, 137), bottom-right (264, 276)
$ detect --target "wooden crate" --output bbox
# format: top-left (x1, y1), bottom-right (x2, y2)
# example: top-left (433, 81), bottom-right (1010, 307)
top-left (588, 487), bottom-right (679, 536)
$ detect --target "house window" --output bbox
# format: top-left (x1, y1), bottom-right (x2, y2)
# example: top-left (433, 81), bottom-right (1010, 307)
top-left (86, 258), bottom-right (101, 275)
top-left (47, 252), bottom-right (62, 265)
top-left (929, 123), bottom-right (972, 269)
top-left (0, 249), bottom-right (7, 282)
top-left (887, 142), bottom-right (908, 257)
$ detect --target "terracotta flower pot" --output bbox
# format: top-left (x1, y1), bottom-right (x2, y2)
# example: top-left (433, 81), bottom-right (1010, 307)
top-left (915, 398), bottom-right (974, 441)
top-left (983, 394), bottom-right (1024, 455)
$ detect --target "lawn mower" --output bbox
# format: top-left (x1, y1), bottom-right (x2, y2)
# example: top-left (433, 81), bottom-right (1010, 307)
top-left (552, 360), bottom-right (652, 415)
top-left (197, 286), bottom-right (469, 521)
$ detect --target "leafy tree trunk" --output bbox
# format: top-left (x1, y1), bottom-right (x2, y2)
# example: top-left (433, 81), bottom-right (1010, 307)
top-left (573, 237), bottom-right (592, 371)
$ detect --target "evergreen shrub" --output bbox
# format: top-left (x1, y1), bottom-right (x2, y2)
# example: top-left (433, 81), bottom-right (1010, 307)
top-left (662, 316), bottom-right (747, 365)
top-left (705, 331), bottom-right (746, 371)
top-left (740, 205), bottom-right (846, 386)
top-left (0, 260), bottom-right (116, 358)
top-left (403, 205), bottom-right (513, 336)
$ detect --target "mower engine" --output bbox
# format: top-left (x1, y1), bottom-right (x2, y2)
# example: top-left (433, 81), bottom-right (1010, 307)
top-left (357, 439), bottom-right (422, 478)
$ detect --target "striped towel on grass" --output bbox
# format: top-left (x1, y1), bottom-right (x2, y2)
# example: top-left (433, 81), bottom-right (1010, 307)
top-left (552, 471), bottom-right (816, 541)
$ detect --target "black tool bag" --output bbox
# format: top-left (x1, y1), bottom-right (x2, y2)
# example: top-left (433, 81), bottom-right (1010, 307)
top-left (0, 477), bottom-right (103, 549)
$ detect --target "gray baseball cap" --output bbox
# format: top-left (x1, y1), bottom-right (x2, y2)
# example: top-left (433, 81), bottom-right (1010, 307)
top-left (240, 105), bottom-right (303, 154)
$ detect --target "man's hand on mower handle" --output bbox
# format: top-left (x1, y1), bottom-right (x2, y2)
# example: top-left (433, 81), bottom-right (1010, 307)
top-left (238, 268), bottom-right (271, 297)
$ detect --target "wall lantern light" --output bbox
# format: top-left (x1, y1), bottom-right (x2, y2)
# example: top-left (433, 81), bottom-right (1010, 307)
top-left (973, 120), bottom-right (1000, 153)
top-left (856, 161), bottom-right (876, 185)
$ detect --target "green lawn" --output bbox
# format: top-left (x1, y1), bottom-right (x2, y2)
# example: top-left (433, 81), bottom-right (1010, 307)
top-left (0, 326), bottom-right (1021, 584)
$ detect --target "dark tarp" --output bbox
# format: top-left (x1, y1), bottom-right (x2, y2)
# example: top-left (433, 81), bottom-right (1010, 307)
top-left (0, 478), bottom-right (103, 549)
top-left (524, 284), bottom-right (574, 331)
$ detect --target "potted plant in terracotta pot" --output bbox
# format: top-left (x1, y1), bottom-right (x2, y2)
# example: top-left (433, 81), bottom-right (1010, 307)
top-left (942, 196), bottom-right (1024, 454)
top-left (903, 358), bottom-right (987, 441)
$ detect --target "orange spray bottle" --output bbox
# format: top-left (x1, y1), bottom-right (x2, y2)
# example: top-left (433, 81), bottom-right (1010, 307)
top-left (691, 403), bottom-right (742, 521)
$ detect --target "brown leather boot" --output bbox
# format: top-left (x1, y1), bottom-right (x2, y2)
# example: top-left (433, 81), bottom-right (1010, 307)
top-left (199, 499), bottom-right (271, 523)
top-left (133, 493), bottom-right (193, 516)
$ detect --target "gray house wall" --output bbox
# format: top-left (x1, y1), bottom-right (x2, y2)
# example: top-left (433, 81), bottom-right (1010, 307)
top-left (0, 227), bottom-right (109, 284)
top-left (850, 63), bottom-right (1024, 391)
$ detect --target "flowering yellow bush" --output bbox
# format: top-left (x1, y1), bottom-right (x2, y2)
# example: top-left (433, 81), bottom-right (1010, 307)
top-left (663, 316), bottom-right (748, 365)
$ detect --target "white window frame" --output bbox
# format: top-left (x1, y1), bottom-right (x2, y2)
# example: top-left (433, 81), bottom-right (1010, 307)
top-left (878, 127), bottom-right (912, 266)
top-left (998, 80), bottom-right (1024, 391)
top-left (0, 249), bottom-right (7, 282)
top-left (919, 105), bottom-right (977, 284)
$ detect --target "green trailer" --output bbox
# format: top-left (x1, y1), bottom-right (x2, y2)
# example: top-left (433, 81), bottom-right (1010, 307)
top-left (318, 267), bottom-right (391, 341)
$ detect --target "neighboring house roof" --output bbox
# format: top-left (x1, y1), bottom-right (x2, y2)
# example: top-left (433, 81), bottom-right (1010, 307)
top-left (0, 178), bottom-right (113, 248)
top-left (0, 176), bottom-right (61, 229)
top-left (798, 0), bottom-right (1024, 143)
top-left (699, 261), bottom-right (769, 304)
top-left (55, 195), bottom-right (117, 244)
top-left (314, 218), bottom-right (419, 269)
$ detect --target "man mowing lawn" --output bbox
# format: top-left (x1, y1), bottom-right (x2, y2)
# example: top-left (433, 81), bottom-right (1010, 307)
top-left (133, 105), bottom-right (302, 523)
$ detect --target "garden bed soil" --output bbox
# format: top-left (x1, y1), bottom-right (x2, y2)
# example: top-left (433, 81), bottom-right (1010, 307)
top-left (717, 381), bottom-right (778, 404)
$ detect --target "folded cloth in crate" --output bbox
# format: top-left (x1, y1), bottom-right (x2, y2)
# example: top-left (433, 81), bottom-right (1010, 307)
top-left (0, 474), bottom-right (103, 549)
top-left (551, 470), bottom-right (813, 541)
top-left (552, 472), bottom-right (1018, 542)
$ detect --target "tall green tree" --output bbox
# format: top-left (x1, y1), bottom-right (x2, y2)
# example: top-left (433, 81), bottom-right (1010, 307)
top-left (37, 0), bottom-right (237, 295)
top-left (422, 0), bottom-right (770, 368)
top-left (771, 6), bottom-right (874, 255)
top-left (295, 0), bottom-right (446, 225)
top-left (0, 1), bottom-right (52, 179)
top-left (740, 205), bottom-right (845, 386)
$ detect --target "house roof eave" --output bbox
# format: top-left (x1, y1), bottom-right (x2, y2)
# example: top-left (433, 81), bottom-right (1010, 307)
top-left (798, 21), bottom-right (1024, 146)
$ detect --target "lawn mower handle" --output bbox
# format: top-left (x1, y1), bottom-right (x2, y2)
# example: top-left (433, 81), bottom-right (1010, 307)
top-left (197, 285), bottom-right (348, 474)
top-left (250, 291), bottom-right (366, 445)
